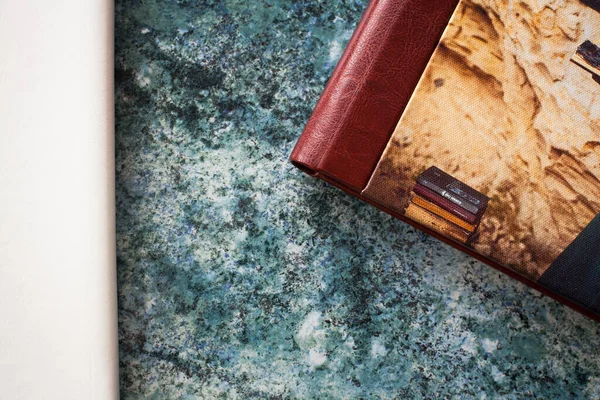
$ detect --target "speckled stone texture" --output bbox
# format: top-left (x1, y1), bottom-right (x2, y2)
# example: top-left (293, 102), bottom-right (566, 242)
top-left (115, 1), bottom-right (600, 398)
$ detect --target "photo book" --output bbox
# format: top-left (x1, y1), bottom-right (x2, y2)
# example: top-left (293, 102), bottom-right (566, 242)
top-left (291, 0), bottom-right (600, 321)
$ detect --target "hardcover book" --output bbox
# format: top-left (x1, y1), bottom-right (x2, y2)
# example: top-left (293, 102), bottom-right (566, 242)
top-left (291, 0), bottom-right (600, 321)
top-left (404, 202), bottom-right (472, 244)
top-left (413, 183), bottom-right (481, 225)
top-left (416, 166), bottom-right (489, 215)
top-left (412, 194), bottom-right (478, 233)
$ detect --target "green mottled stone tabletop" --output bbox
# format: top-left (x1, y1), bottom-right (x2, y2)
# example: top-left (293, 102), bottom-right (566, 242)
top-left (115, 1), bottom-right (600, 398)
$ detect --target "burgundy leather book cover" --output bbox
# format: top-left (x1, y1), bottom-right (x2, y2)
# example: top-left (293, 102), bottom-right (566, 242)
top-left (290, 0), bottom-right (600, 322)
top-left (290, 0), bottom-right (460, 193)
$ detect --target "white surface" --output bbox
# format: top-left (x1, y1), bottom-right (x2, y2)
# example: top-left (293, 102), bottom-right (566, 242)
top-left (0, 0), bottom-right (118, 398)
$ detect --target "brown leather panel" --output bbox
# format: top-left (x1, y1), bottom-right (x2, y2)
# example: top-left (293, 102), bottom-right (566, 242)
top-left (290, 0), bottom-right (460, 192)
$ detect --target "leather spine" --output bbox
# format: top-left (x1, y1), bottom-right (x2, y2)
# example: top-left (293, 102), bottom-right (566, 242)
top-left (290, 0), bottom-right (460, 192)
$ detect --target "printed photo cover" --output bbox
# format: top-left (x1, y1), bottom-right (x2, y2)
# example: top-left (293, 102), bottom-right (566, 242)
top-left (363, 0), bottom-right (600, 313)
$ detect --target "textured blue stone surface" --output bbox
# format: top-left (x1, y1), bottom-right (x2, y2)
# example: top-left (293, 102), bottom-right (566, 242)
top-left (115, 1), bottom-right (600, 398)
